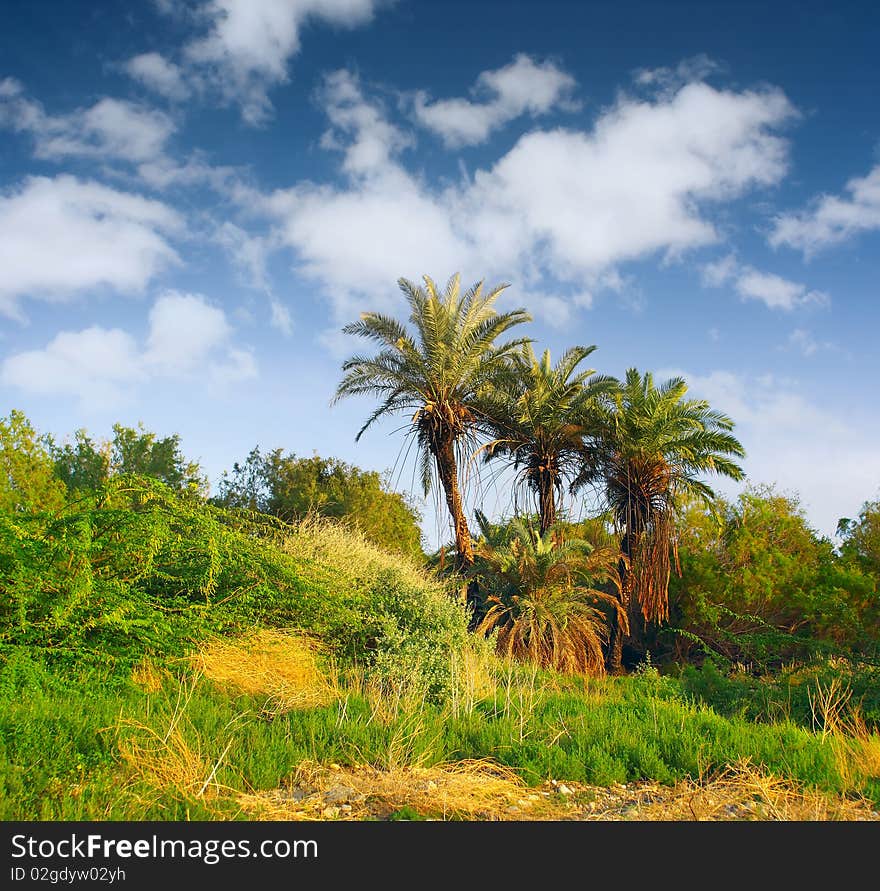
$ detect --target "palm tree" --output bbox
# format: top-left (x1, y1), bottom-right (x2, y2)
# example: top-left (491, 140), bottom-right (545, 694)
top-left (473, 518), bottom-right (623, 675)
top-left (333, 274), bottom-right (531, 568)
top-left (574, 368), bottom-right (745, 671)
top-left (478, 344), bottom-right (616, 536)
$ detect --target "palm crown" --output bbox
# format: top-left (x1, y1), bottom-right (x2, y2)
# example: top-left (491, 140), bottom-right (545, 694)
top-left (334, 273), bottom-right (531, 565)
top-left (574, 368), bottom-right (745, 656)
top-left (479, 344), bottom-right (617, 534)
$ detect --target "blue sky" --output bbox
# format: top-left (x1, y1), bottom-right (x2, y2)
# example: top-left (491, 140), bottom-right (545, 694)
top-left (1, 0), bottom-right (878, 546)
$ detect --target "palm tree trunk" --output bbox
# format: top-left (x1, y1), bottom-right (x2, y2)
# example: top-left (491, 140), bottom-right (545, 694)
top-left (433, 433), bottom-right (473, 568)
top-left (537, 472), bottom-right (556, 536)
top-left (607, 551), bottom-right (629, 674)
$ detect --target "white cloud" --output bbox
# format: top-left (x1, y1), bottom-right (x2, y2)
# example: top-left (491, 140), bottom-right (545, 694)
top-left (214, 221), bottom-right (270, 289)
top-left (0, 79), bottom-right (175, 163)
top-left (263, 72), bottom-right (797, 328)
top-left (0, 175), bottom-right (180, 317)
top-left (412, 54), bottom-right (578, 148)
top-left (700, 252), bottom-right (737, 287)
top-left (319, 69), bottom-right (414, 176)
top-left (787, 328), bottom-right (835, 357)
top-left (770, 163), bottom-right (880, 254)
top-left (135, 153), bottom-right (246, 194)
top-left (270, 299), bottom-right (294, 336)
top-left (1, 327), bottom-right (145, 407)
top-left (124, 52), bottom-right (191, 101)
top-left (212, 347), bottom-right (259, 384)
top-left (633, 55), bottom-right (721, 93)
top-left (212, 222), bottom-right (294, 335)
top-left (182, 0), bottom-right (385, 124)
top-left (735, 268), bottom-right (829, 310)
top-left (531, 294), bottom-right (573, 328)
top-left (144, 291), bottom-right (232, 374)
top-left (700, 254), bottom-right (829, 310)
top-left (657, 368), bottom-right (880, 538)
top-left (1, 291), bottom-right (256, 408)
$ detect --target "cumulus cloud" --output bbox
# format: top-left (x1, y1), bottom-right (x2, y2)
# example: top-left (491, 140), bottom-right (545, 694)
top-left (657, 368), bottom-right (880, 538)
top-left (262, 71), bottom-right (797, 329)
top-left (1, 291), bottom-right (256, 408)
top-left (735, 268), bottom-right (829, 310)
top-left (700, 254), bottom-right (829, 310)
top-left (0, 78), bottom-right (175, 162)
top-left (180, 0), bottom-right (386, 124)
top-left (770, 163), bottom-right (880, 254)
top-left (412, 54), bottom-right (578, 148)
top-left (144, 290), bottom-right (232, 374)
top-left (124, 52), bottom-right (191, 101)
top-left (0, 327), bottom-right (145, 407)
top-left (0, 175), bottom-right (181, 317)
top-left (318, 69), bottom-right (414, 175)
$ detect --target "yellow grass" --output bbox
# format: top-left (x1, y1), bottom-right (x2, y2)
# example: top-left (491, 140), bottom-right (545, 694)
top-left (606, 762), bottom-right (878, 821)
top-left (236, 759), bottom-right (878, 822)
top-left (131, 658), bottom-right (166, 693)
top-left (117, 684), bottom-right (231, 808)
top-left (191, 630), bottom-right (338, 713)
top-left (236, 759), bottom-right (553, 821)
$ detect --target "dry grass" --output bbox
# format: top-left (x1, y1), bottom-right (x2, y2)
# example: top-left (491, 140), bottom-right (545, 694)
top-left (191, 630), bottom-right (338, 714)
top-left (600, 762), bottom-right (878, 821)
top-left (236, 758), bottom-right (879, 822)
top-left (807, 678), bottom-right (880, 788)
top-left (236, 759), bottom-right (557, 821)
top-left (131, 658), bottom-right (166, 693)
top-left (117, 683), bottom-right (233, 809)
top-left (281, 515), bottom-right (443, 595)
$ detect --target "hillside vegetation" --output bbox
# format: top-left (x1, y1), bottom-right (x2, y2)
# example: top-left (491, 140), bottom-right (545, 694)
top-left (1, 473), bottom-right (878, 820)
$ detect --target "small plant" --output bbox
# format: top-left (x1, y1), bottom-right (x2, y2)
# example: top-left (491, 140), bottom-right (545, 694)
top-left (473, 519), bottom-right (623, 675)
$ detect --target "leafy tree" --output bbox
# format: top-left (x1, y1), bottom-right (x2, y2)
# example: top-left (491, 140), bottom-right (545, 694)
top-left (213, 446), bottom-right (270, 513)
top-left (574, 369), bottom-right (745, 671)
top-left (215, 449), bottom-right (425, 560)
top-left (0, 410), bottom-right (66, 514)
top-left (667, 487), bottom-right (880, 665)
top-left (472, 518), bottom-right (622, 675)
top-left (51, 423), bottom-right (205, 497)
top-left (838, 498), bottom-right (880, 578)
top-left (53, 429), bottom-right (110, 493)
top-left (334, 273), bottom-right (531, 568)
top-left (479, 344), bottom-right (616, 535)
top-left (110, 424), bottom-right (206, 496)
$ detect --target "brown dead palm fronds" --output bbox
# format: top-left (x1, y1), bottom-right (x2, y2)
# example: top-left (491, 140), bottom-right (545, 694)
top-left (473, 518), bottom-right (624, 675)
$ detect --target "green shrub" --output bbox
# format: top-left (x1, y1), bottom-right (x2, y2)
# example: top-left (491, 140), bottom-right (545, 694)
top-left (0, 475), bottom-right (469, 701)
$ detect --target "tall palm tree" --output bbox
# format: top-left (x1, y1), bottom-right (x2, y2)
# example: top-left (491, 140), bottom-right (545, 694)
top-left (333, 274), bottom-right (531, 568)
top-left (574, 368), bottom-right (745, 671)
top-left (478, 344), bottom-right (617, 536)
top-left (473, 518), bottom-right (623, 675)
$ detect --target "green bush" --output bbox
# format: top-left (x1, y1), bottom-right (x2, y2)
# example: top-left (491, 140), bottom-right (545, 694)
top-left (0, 475), bottom-right (469, 701)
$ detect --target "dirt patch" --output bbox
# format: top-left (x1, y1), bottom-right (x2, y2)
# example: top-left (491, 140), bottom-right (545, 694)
top-left (236, 759), bottom-right (880, 821)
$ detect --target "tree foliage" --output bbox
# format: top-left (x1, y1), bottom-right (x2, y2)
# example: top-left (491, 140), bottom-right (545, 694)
top-left (478, 344), bottom-right (616, 534)
top-left (574, 368), bottom-right (745, 669)
top-left (215, 448), bottom-right (425, 560)
top-left (666, 487), bottom-right (880, 665)
top-left (0, 410), bottom-right (66, 515)
top-left (52, 423), bottom-right (205, 496)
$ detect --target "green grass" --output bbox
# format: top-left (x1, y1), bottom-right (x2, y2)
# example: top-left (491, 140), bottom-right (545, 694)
top-left (2, 648), bottom-right (876, 821)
